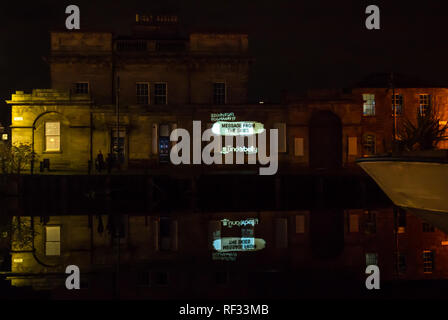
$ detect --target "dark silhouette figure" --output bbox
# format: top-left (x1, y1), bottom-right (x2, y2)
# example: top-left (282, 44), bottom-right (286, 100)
top-left (95, 150), bottom-right (105, 173)
top-left (106, 153), bottom-right (112, 174)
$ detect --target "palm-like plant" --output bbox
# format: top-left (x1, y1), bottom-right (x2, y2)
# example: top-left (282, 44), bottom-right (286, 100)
top-left (397, 106), bottom-right (448, 151)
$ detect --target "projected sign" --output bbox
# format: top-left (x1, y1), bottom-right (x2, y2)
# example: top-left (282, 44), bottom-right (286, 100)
top-left (211, 121), bottom-right (265, 136)
top-left (212, 252), bottom-right (237, 261)
top-left (210, 112), bottom-right (236, 121)
top-left (213, 237), bottom-right (266, 252)
top-left (221, 218), bottom-right (259, 228)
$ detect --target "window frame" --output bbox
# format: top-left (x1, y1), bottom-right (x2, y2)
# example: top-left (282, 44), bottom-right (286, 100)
top-left (391, 93), bottom-right (403, 116)
top-left (362, 94), bottom-right (376, 117)
top-left (44, 121), bottom-right (61, 153)
top-left (74, 82), bottom-right (89, 94)
top-left (362, 133), bottom-right (376, 156)
top-left (136, 82), bottom-right (150, 105)
top-left (419, 94), bottom-right (432, 116)
top-left (213, 82), bottom-right (226, 105)
top-left (45, 225), bottom-right (61, 256)
top-left (423, 250), bottom-right (434, 273)
top-left (154, 82), bottom-right (167, 105)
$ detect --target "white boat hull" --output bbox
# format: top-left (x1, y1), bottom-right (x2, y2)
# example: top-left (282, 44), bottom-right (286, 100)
top-left (357, 158), bottom-right (448, 232)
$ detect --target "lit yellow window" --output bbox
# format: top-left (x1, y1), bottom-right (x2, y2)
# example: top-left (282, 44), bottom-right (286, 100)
top-left (45, 122), bottom-right (60, 151)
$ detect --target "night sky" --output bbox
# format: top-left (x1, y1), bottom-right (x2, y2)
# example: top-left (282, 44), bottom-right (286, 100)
top-left (1, 0), bottom-right (448, 124)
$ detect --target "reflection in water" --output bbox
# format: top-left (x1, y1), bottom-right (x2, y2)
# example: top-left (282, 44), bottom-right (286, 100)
top-left (0, 174), bottom-right (447, 299)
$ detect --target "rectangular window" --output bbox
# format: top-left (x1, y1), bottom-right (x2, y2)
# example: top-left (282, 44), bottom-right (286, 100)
top-left (364, 210), bottom-right (377, 234)
top-left (159, 124), bottom-right (170, 163)
top-left (75, 82), bottom-right (89, 94)
top-left (423, 222), bottom-right (435, 233)
top-left (349, 213), bottom-right (359, 233)
top-left (348, 137), bottom-right (357, 155)
top-left (365, 253), bottom-right (378, 266)
top-left (111, 129), bottom-right (126, 162)
top-left (294, 138), bottom-right (304, 156)
top-left (274, 123), bottom-right (287, 153)
top-left (45, 226), bottom-right (61, 256)
top-left (154, 83), bottom-right (167, 105)
top-left (153, 271), bottom-right (169, 286)
top-left (395, 252), bottom-right (406, 274)
top-left (423, 250), bottom-right (434, 273)
top-left (363, 134), bottom-right (376, 156)
top-left (158, 217), bottom-right (178, 251)
top-left (392, 94), bottom-right (403, 115)
top-left (275, 218), bottom-right (288, 248)
top-left (213, 82), bottom-right (226, 105)
top-left (419, 94), bottom-right (431, 115)
top-left (362, 94), bottom-right (375, 116)
top-left (397, 209), bottom-right (406, 233)
top-left (45, 121), bottom-right (61, 151)
top-left (295, 215), bottom-right (305, 234)
top-left (136, 82), bottom-right (149, 104)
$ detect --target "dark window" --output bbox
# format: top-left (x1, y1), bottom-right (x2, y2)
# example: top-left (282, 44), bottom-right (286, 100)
top-left (153, 271), bottom-right (168, 286)
top-left (423, 222), bottom-right (435, 233)
top-left (154, 83), bottom-right (167, 105)
top-left (419, 94), bottom-right (431, 115)
top-left (392, 94), bottom-right (403, 115)
top-left (363, 134), bottom-right (376, 156)
top-left (75, 82), bottom-right (89, 94)
top-left (364, 210), bottom-right (377, 234)
top-left (213, 83), bottom-right (226, 105)
top-left (423, 250), bottom-right (434, 273)
top-left (394, 252), bottom-right (406, 274)
top-left (215, 272), bottom-right (228, 285)
top-left (136, 83), bottom-right (149, 104)
top-left (136, 271), bottom-right (150, 287)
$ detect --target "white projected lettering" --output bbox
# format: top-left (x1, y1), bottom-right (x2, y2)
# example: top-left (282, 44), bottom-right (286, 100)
top-left (213, 237), bottom-right (266, 252)
top-left (221, 218), bottom-right (259, 228)
top-left (212, 121), bottom-right (264, 136)
top-left (210, 112), bottom-right (236, 121)
top-left (220, 145), bottom-right (258, 154)
top-left (212, 252), bottom-right (237, 261)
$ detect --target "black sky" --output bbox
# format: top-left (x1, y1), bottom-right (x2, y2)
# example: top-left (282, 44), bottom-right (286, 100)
top-left (2, 0), bottom-right (448, 123)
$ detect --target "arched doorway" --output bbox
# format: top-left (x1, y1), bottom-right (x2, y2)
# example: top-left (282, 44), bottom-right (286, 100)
top-left (309, 110), bottom-right (342, 169)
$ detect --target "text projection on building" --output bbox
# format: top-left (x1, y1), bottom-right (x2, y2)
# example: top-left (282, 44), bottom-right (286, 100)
top-left (212, 121), bottom-right (264, 136)
top-left (211, 218), bottom-right (265, 260)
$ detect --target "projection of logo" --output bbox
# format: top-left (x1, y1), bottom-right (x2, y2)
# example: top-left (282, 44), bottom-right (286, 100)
top-left (221, 218), bottom-right (259, 228)
top-left (220, 146), bottom-right (258, 155)
top-left (213, 237), bottom-right (266, 252)
top-left (212, 252), bottom-right (237, 261)
top-left (210, 112), bottom-right (236, 121)
top-left (212, 121), bottom-right (265, 136)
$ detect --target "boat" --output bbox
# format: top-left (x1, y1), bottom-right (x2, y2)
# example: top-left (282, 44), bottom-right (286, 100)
top-left (356, 150), bottom-right (448, 233)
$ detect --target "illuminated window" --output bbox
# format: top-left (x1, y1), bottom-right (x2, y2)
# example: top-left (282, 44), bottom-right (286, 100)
top-left (349, 213), bottom-right (359, 233)
top-left (75, 82), bottom-right (89, 94)
top-left (364, 210), bottom-right (376, 234)
top-left (419, 94), bottom-right (431, 115)
top-left (392, 94), bottom-right (403, 115)
top-left (159, 124), bottom-right (170, 163)
top-left (136, 82), bottom-right (149, 104)
top-left (111, 129), bottom-right (126, 162)
top-left (45, 226), bottom-right (60, 256)
top-left (362, 94), bottom-right (375, 116)
top-left (365, 253), bottom-right (378, 266)
top-left (213, 83), bottom-right (226, 105)
top-left (423, 222), bottom-right (435, 233)
top-left (154, 83), bottom-right (167, 104)
top-left (294, 138), bottom-right (304, 157)
top-left (45, 122), bottom-right (61, 152)
top-left (363, 134), bottom-right (375, 156)
top-left (295, 215), bottom-right (305, 234)
top-left (423, 250), bottom-right (434, 273)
